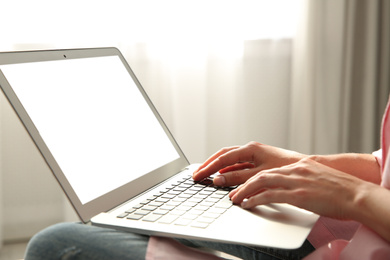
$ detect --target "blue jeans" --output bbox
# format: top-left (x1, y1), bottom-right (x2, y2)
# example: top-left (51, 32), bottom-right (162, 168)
top-left (24, 222), bottom-right (314, 260)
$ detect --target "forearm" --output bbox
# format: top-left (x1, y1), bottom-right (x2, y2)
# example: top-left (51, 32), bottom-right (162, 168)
top-left (309, 153), bottom-right (381, 184)
top-left (351, 182), bottom-right (390, 243)
top-left (311, 153), bottom-right (390, 241)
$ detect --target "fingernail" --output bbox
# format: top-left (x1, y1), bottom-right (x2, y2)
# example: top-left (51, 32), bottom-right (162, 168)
top-left (241, 199), bottom-right (248, 209)
top-left (214, 175), bottom-right (226, 186)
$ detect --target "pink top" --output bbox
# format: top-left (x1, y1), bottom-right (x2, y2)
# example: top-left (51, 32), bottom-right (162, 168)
top-left (303, 97), bottom-right (390, 259)
top-left (146, 98), bottom-right (390, 260)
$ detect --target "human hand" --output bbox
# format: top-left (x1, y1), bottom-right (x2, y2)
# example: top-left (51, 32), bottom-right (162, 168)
top-left (193, 141), bottom-right (305, 186)
top-left (229, 158), bottom-right (365, 220)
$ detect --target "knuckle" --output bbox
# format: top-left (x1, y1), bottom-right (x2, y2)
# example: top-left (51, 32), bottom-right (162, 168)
top-left (246, 141), bottom-right (261, 150)
top-left (214, 157), bottom-right (226, 169)
top-left (220, 147), bottom-right (231, 153)
top-left (293, 188), bottom-right (308, 197)
top-left (292, 165), bottom-right (308, 174)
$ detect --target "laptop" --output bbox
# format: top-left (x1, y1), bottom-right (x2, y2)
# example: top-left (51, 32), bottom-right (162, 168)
top-left (0, 47), bottom-right (318, 249)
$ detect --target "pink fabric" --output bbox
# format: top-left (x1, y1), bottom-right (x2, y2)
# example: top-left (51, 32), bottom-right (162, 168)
top-left (304, 225), bottom-right (390, 260)
top-left (146, 236), bottom-right (222, 260)
top-left (381, 98), bottom-right (390, 189)
top-left (304, 97), bottom-right (390, 259)
top-left (307, 217), bottom-right (359, 248)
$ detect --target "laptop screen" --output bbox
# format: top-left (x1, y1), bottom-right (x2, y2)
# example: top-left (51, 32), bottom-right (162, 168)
top-left (1, 55), bottom-right (180, 204)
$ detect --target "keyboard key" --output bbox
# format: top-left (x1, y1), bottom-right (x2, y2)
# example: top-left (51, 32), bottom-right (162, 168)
top-left (181, 201), bottom-right (197, 207)
top-left (174, 218), bottom-right (192, 226)
top-left (196, 216), bottom-right (215, 223)
top-left (204, 187), bottom-right (218, 192)
top-left (199, 202), bottom-right (214, 207)
top-left (160, 205), bottom-right (176, 211)
top-left (134, 209), bottom-right (151, 216)
top-left (198, 179), bottom-right (213, 186)
top-left (161, 194), bottom-right (176, 199)
top-left (173, 187), bottom-right (186, 192)
top-left (117, 212), bottom-right (129, 218)
top-left (125, 208), bottom-right (136, 213)
top-left (187, 209), bottom-right (204, 215)
top-left (215, 202), bottom-right (232, 209)
top-left (153, 209), bottom-right (169, 215)
top-left (189, 186), bottom-right (203, 191)
top-left (140, 199), bottom-right (151, 205)
top-left (198, 191), bottom-right (213, 196)
top-left (167, 190), bottom-right (181, 195)
top-left (191, 221), bottom-right (209, 228)
top-left (127, 214), bottom-right (143, 220)
top-left (202, 212), bottom-right (221, 219)
top-left (188, 198), bottom-right (203, 203)
top-left (159, 215), bottom-right (179, 224)
top-left (148, 201), bottom-right (164, 207)
top-left (166, 201), bottom-right (182, 207)
top-left (183, 189), bottom-right (198, 195)
top-left (204, 197), bottom-right (219, 203)
top-left (182, 213), bottom-right (198, 220)
top-left (207, 207), bottom-right (227, 214)
top-left (178, 183), bottom-right (192, 188)
top-left (192, 194), bottom-right (208, 199)
top-left (155, 198), bottom-right (170, 203)
top-left (142, 205), bottom-right (158, 211)
top-left (170, 209), bottom-right (187, 216)
top-left (132, 203), bottom-right (144, 209)
top-left (193, 205), bottom-right (209, 211)
top-left (175, 205), bottom-right (192, 212)
top-left (210, 194), bottom-right (225, 199)
top-left (142, 214), bottom-right (162, 222)
top-left (172, 197), bottom-right (187, 202)
top-left (178, 194), bottom-right (192, 199)
top-left (215, 190), bottom-right (229, 195)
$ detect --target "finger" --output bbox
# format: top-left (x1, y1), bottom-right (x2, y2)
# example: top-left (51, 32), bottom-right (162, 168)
top-left (193, 146), bottom-right (239, 180)
top-left (214, 167), bottom-right (258, 186)
top-left (219, 162), bottom-right (254, 173)
top-left (231, 173), bottom-right (294, 204)
top-left (229, 187), bottom-right (239, 198)
top-left (193, 145), bottom-right (255, 181)
top-left (240, 189), bottom-right (296, 209)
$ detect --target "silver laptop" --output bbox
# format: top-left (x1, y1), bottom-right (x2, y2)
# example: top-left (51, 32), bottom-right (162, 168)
top-left (0, 47), bottom-right (318, 249)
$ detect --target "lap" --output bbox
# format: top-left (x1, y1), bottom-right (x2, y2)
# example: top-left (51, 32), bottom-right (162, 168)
top-left (25, 222), bottom-right (314, 260)
top-left (24, 222), bottom-right (149, 260)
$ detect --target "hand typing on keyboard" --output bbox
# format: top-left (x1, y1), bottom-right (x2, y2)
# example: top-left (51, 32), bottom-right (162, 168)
top-left (193, 141), bottom-right (305, 187)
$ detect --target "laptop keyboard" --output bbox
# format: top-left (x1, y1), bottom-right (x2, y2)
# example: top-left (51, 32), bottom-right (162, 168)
top-left (117, 174), bottom-right (235, 229)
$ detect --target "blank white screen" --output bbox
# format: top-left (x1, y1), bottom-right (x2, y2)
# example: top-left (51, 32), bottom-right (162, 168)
top-left (1, 56), bottom-right (179, 204)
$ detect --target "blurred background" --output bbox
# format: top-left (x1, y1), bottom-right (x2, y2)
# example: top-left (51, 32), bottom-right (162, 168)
top-left (0, 0), bottom-right (389, 256)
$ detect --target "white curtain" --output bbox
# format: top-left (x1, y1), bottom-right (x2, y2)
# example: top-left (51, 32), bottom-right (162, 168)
top-left (1, 0), bottom-right (389, 246)
top-left (118, 39), bottom-right (293, 163)
top-left (289, 0), bottom-right (390, 155)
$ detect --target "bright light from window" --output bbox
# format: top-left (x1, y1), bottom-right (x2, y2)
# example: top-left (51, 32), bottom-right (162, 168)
top-left (125, 0), bottom-right (300, 42)
top-left (1, 0), bottom-right (300, 63)
top-left (1, 0), bottom-right (299, 46)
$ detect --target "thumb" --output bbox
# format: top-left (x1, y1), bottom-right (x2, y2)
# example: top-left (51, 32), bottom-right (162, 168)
top-left (213, 168), bottom-right (259, 187)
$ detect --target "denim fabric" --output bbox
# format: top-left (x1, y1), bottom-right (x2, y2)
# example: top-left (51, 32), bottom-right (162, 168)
top-left (24, 223), bottom-right (149, 260)
top-left (25, 222), bottom-right (314, 260)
